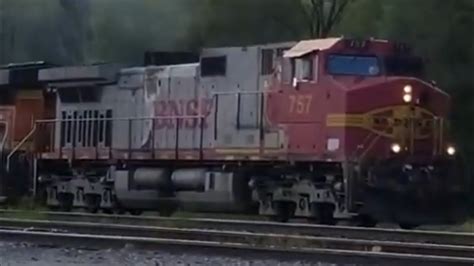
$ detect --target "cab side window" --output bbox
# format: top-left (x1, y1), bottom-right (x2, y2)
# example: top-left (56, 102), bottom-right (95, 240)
top-left (201, 56), bottom-right (227, 77)
top-left (293, 55), bottom-right (315, 82)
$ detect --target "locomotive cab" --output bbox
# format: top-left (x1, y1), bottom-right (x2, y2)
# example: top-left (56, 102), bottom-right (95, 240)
top-left (266, 38), bottom-right (467, 226)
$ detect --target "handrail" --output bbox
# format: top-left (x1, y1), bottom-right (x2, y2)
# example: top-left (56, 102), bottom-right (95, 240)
top-left (6, 123), bottom-right (37, 172)
top-left (431, 116), bottom-right (445, 156)
top-left (358, 134), bottom-right (381, 163)
top-left (211, 90), bottom-right (272, 96)
top-left (350, 131), bottom-right (376, 162)
top-left (438, 117), bottom-right (444, 155)
top-left (211, 90), bottom-right (268, 151)
top-left (34, 114), bottom-right (205, 124)
top-left (33, 114), bottom-right (209, 161)
top-left (0, 121), bottom-right (8, 155)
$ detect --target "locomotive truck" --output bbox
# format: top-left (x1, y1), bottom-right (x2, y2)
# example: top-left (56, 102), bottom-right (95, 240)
top-left (0, 38), bottom-right (468, 228)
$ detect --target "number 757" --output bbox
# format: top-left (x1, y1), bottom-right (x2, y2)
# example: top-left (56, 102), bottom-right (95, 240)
top-left (289, 95), bottom-right (313, 114)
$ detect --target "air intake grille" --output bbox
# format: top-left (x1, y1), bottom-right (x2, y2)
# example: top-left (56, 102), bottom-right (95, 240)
top-left (60, 109), bottom-right (112, 148)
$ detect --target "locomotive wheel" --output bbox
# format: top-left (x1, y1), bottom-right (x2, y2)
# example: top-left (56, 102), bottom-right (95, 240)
top-left (311, 203), bottom-right (336, 225)
top-left (37, 190), bottom-right (48, 206)
top-left (102, 208), bottom-right (114, 214)
top-left (270, 201), bottom-right (296, 223)
top-left (158, 206), bottom-right (177, 217)
top-left (129, 210), bottom-right (143, 216)
top-left (399, 223), bottom-right (419, 230)
top-left (357, 214), bottom-right (377, 228)
top-left (57, 193), bottom-right (73, 212)
top-left (102, 195), bottom-right (126, 215)
top-left (85, 194), bottom-right (101, 214)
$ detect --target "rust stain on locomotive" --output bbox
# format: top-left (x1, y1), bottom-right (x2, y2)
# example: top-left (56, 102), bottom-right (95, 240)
top-left (153, 98), bottom-right (213, 129)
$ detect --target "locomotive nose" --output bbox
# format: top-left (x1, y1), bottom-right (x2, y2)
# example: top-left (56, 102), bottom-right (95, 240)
top-left (343, 77), bottom-right (452, 158)
top-left (397, 80), bottom-right (448, 109)
top-left (390, 79), bottom-right (451, 156)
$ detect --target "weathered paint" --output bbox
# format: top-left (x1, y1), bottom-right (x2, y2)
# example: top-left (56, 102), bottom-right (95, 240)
top-left (326, 105), bottom-right (435, 139)
top-left (154, 98), bottom-right (213, 129)
top-left (37, 38), bottom-right (451, 164)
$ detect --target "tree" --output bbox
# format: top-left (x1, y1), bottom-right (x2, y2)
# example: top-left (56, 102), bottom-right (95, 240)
top-left (297, 0), bottom-right (355, 38)
top-left (0, 0), bottom-right (65, 64)
top-left (58, 0), bottom-right (92, 63)
top-left (193, 0), bottom-right (356, 48)
top-left (191, 0), bottom-right (303, 47)
top-left (88, 0), bottom-right (197, 64)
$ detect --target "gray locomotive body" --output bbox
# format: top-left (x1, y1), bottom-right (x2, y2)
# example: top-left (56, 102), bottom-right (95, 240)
top-left (36, 42), bottom-right (294, 214)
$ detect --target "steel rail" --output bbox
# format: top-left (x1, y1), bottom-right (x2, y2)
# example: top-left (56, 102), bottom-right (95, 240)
top-left (0, 217), bottom-right (473, 258)
top-left (0, 229), bottom-right (469, 265)
top-left (0, 209), bottom-right (472, 246)
top-left (0, 219), bottom-right (472, 265)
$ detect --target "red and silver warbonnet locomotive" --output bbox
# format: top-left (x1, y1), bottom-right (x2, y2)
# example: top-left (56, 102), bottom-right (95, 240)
top-left (0, 38), bottom-right (468, 228)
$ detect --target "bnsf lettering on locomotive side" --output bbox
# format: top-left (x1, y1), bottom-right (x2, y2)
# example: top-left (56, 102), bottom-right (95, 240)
top-left (154, 98), bottom-right (213, 129)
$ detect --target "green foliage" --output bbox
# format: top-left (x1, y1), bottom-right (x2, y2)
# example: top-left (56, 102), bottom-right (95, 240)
top-left (88, 0), bottom-right (197, 64)
top-left (0, 0), bottom-right (63, 63)
top-left (190, 0), bottom-right (304, 47)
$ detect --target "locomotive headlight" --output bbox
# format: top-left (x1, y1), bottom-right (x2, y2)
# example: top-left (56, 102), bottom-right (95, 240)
top-left (446, 146), bottom-right (456, 156)
top-left (391, 143), bottom-right (402, 154)
top-left (403, 85), bottom-right (413, 94)
top-left (403, 85), bottom-right (413, 103)
top-left (403, 93), bottom-right (412, 103)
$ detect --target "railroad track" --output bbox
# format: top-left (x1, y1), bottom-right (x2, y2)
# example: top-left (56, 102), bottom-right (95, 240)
top-left (1, 209), bottom-right (472, 245)
top-left (0, 210), bottom-right (473, 265)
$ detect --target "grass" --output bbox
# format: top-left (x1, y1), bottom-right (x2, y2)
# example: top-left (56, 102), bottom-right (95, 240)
top-left (172, 210), bottom-right (265, 221)
top-left (0, 196), bottom-right (48, 220)
top-left (449, 219), bottom-right (474, 233)
top-left (420, 218), bottom-right (474, 233)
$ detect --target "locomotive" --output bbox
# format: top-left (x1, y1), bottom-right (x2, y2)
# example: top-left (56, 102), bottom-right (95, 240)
top-left (0, 38), bottom-right (468, 228)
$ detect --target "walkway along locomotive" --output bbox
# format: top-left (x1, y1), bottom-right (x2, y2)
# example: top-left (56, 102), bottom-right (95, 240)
top-left (1, 38), bottom-right (468, 227)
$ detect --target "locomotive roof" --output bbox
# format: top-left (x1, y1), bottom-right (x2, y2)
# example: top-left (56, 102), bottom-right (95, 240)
top-left (0, 61), bottom-right (56, 70)
top-left (120, 63), bottom-right (199, 78)
top-left (202, 41), bottom-right (296, 53)
top-left (284, 37), bottom-right (342, 58)
top-left (0, 61), bottom-right (56, 87)
top-left (283, 37), bottom-right (392, 58)
top-left (38, 63), bottom-right (123, 85)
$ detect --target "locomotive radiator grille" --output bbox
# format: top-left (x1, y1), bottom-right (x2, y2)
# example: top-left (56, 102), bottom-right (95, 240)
top-left (60, 109), bottom-right (112, 148)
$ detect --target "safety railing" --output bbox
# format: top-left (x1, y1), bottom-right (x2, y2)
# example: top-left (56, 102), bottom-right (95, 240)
top-left (5, 122), bottom-right (35, 172)
top-left (6, 114), bottom-right (207, 172)
top-left (0, 121), bottom-right (8, 155)
top-left (350, 130), bottom-right (381, 164)
top-left (404, 115), bottom-right (446, 156)
top-left (211, 90), bottom-right (268, 143)
top-left (6, 89), bottom-right (271, 171)
top-left (351, 115), bottom-right (448, 164)
top-left (432, 116), bottom-right (445, 156)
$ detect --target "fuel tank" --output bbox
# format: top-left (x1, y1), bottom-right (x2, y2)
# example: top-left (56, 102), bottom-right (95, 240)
top-left (114, 168), bottom-right (254, 212)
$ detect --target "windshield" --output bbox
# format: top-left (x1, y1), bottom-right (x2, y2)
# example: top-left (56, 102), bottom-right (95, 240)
top-left (327, 55), bottom-right (380, 76)
top-left (384, 56), bottom-right (424, 77)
